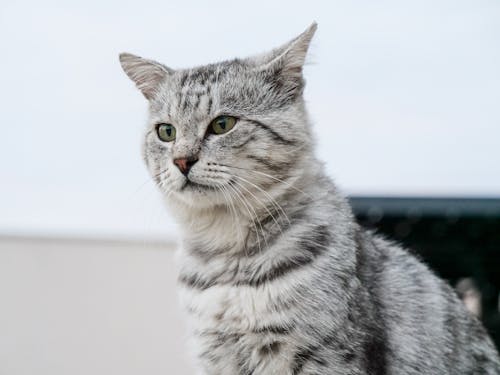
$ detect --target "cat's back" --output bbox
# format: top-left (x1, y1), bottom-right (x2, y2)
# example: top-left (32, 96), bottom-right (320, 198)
top-left (357, 230), bottom-right (500, 374)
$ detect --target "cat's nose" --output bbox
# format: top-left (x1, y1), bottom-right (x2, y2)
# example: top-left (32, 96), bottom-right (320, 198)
top-left (173, 156), bottom-right (199, 175)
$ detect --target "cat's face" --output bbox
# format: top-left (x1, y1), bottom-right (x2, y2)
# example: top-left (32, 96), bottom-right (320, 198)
top-left (120, 24), bottom-right (316, 211)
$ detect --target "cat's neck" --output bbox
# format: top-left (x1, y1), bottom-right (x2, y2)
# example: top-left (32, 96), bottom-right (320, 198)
top-left (171, 160), bottom-right (336, 256)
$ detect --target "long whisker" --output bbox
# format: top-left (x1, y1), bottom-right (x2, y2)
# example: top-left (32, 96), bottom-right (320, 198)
top-left (130, 166), bottom-right (170, 196)
top-left (232, 174), bottom-right (291, 227)
top-left (215, 163), bottom-right (312, 199)
top-left (220, 184), bottom-right (239, 243)
top-left (225, 182), bottom-right (263, 254)
top-left (201, 170), bottom-right (248, 250)
top-left (153, 167), bottom-right (170, 181)
top-left (226, 182), bottom-right (264, 247)
top-left (231, 178), bottom-right (286, 239)
top-left (205, 165), bottom-right (292, 232)
top-left (224, 182), bottom-right (255, 257)
top-left (218, 183), bottom-right (244, 245)
top-left (237, 184), bottom-right (269, 250)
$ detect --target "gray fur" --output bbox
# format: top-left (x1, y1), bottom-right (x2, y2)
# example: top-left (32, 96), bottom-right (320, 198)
top-left (119, 23), bottom-right (500, 374)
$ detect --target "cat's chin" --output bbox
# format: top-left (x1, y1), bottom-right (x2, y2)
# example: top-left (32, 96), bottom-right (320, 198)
top-left (166, 183), bottom-right (226, 210)
top-left (180, 179), bottom-right (212, 191)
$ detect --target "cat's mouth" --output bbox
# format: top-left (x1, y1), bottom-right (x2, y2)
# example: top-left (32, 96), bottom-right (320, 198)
top-left (180, 179), bottom-right (211, 191)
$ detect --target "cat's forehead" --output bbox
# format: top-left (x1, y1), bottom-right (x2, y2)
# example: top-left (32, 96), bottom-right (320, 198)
top-left (151, 60), bottom-right (252, 121)
top-left (175, 59), bottom-right (247, 89)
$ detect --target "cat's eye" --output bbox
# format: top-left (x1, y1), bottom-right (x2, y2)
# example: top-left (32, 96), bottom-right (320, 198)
top-left (156, 123), bottom-right (176, 142)
top-left (209, 115), bottom-right (237, 135)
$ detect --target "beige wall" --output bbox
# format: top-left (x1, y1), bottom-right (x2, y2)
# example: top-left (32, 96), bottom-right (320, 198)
top-left (0, 237), bottom-right (194, 375)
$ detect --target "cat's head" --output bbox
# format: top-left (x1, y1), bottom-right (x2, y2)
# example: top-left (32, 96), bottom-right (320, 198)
top-left (119, 24), bottom-right (317, 212)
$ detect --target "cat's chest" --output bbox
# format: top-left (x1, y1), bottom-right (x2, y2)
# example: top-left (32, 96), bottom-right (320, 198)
top-left (175, 246), bottom-right (309, 334)
top-left (178, 283), bottom-right (300, 374)
top-left (179, 282), bottom-right (279, 332)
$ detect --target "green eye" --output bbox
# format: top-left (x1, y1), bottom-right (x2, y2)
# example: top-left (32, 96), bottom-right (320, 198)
top-left (209, 115), bottom-right (237, 135)
top-left (156, 123), bottom-right (176, 142)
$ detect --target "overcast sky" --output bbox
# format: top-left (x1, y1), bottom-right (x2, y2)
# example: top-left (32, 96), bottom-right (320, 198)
top-left (1, 0), bottom-right (499, 240)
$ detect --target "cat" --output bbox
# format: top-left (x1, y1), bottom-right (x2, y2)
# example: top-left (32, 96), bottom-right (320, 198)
top-left (119, 23), bottom-right (500, 375)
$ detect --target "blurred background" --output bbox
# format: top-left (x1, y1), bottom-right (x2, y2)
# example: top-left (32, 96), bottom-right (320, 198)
top-left (0, 0), bottom-right (499, 374)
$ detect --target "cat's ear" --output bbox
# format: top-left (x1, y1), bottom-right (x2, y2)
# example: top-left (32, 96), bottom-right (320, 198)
top-left (119, 53), bottom-right (173, 100)
top-left (254, 22), bottom-right (317, 81)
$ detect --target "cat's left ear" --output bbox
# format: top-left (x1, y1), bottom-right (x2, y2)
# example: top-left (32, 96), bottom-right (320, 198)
top-left (119, 53), bottom-right (174, 100)
top-left (253, 22), bottom-right (317, 83)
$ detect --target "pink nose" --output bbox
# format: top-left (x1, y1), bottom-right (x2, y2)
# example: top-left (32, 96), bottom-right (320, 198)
top-left (173, 157), bottom-right (198, 175)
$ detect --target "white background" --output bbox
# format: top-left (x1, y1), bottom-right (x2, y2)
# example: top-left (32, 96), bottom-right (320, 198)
top-left (1, 0), bottom-right (499, 240)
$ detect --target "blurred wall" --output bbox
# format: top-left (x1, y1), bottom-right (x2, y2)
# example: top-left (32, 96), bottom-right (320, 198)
top-left (0, 237), bottom-right (193, 375)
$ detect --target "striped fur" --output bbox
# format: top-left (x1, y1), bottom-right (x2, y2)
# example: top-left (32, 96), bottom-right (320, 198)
top-left (120, 23), bottom-right (500, 374)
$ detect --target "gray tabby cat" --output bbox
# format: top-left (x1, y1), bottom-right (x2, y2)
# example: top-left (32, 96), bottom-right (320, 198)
top-left (119, 23), bottom-right (500, 374)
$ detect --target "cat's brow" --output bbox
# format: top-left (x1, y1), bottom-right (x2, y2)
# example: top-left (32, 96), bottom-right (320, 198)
top-left (180, 66), bottom-right (225, 88)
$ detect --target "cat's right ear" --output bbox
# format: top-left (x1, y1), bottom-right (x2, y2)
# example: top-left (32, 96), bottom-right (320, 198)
top-left (257, 23), bottom-right (317, 74)
top-left (119, 53), bottom-right (173, 100)
top-left (250, 23), bottom-right (317, 99)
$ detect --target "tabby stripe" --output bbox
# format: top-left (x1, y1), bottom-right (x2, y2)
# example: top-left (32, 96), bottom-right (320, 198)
top-left (237, 356), bottom-right (254, 375)
top-left (198, 330), bottom-right (243, 344)
top-left (298, 224), bottom-right (330, 256)
top-left (182, 95), bottom-right (189, 111)
top-left (178, 273), bottom-right (217, 290)
top-left (356, 233), bottom-right (388, 375)
top-left (232, 135), bottom-right (256, 149)
top-left (363, 328), bottom-right (388, 375)
top-left (291, 330), bottom-right (347, 374)
top-left (179, 73), bottom-right (188, 88)
top-left (188, 69), bottom-right (208, 84)
top-left (246, 155), bottom-right (296, 175)
top-left (207, 97), bottom-right (213, 114)
top-left (247, 119), bottom-right (295, 145)
top-left (259, 341), bottom-right (282, 356)
top-left (175, 92), bottom-right (182, 109)
top-left (240, 254), bottom-right (315, 287)
top-left (193, 93), bottom-right (201, 109)
top-left (181, 226), bottom-right (330, 290)
top-left (239, 225), bottom-right (330, 287)
top-left (246, 155), bottom-right (280, 172)
top-left (252, 324), bottom-right (293, 335)
top-left (292, 344), bottom-right (326, 375)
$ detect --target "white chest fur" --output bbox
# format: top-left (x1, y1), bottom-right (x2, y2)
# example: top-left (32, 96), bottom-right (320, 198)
top-left (178, 276), bottom-right (303, 334)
